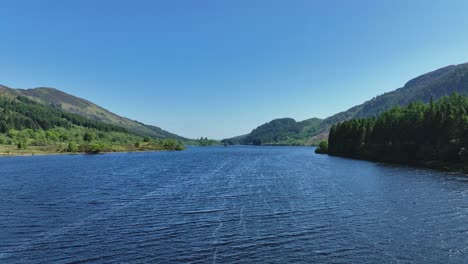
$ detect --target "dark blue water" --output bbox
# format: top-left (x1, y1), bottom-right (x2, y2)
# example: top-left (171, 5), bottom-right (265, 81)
top-left (0, 146), bottom-right (467, 263)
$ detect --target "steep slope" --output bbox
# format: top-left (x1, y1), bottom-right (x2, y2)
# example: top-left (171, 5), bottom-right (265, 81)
top-left (0, 85), bottom-right (185, 140)
top-left (225, 62), bottom-right (468, 145)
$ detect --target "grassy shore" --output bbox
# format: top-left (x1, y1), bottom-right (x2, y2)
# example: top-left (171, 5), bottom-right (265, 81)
top-left (0, 142), bottom-right (184, 157)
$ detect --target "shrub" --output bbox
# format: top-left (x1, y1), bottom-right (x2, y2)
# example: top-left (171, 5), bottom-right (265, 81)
top-left (67, 142), bottom-right (78, 152)
top-left (17, 141), bottom-right (28, 150)
top-left (83, 132), bottom-right (95, 142)
top-left (315, 141), bottom-right (328, 154)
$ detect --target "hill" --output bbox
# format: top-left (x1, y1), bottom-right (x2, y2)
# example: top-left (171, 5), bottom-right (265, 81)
top-left (224, 62), bottom-right (468, 145)
top-left (326, 94), bottom-right (468, 173)
top-left (0, 85), bottom-right (185, 140)
top-left (222, 117), bottom-right (322, 146)
top-left (0, 93), bottom-right (184, 155)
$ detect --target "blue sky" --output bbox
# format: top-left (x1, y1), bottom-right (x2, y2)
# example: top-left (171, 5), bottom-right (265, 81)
top-left (1, 0), bottom-right (468, 139)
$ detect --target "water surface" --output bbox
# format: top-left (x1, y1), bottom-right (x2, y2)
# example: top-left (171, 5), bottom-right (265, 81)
top-left (0, 146), bottom-right (467, 263)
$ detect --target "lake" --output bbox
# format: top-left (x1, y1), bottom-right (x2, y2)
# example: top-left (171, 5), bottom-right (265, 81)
top-left (0, 146), bottom-right (467, 263)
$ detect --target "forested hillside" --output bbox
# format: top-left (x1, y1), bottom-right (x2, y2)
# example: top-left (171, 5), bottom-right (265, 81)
top-left (222, 118), bottom-right (322, 146)
top-left (0, 85), bottom-right (186, 140)
top-left (224, 62), bottom-right (468, 146)
top-left (327, 94), bottom-right (468, 173)
top-left (0, 95), bottom-right (184, 155)
top-left (0, 96), bottom-right (125, 133)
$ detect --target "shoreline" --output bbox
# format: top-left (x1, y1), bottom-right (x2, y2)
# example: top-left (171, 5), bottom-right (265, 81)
top-left (0, 149), bottom-right (183, 158)
top-left (325, 153), bottom-right (468, 176)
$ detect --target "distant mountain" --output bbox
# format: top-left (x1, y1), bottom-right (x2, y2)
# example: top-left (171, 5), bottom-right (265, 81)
top-left (223, 117), bottom-right (322, 146)
top-left (224, 62), bottom-right (468, 145)
top-left (0, 85), bottom-right (185, 140)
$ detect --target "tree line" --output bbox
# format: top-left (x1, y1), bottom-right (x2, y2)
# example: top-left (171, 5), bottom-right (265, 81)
top-left (0, 96), bottom-right (185, 153)
top-left (325, 93), bottom-right (468, 172)
top-left (0, 96), bottom-right (126, 133)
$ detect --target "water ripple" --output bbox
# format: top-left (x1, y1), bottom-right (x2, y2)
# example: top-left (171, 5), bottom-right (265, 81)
top-left (0, 146), bottom-right (467, 263)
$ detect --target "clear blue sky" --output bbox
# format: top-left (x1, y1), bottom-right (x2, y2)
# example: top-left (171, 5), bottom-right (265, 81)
top-left (1, 0), bottom-right (468, 139)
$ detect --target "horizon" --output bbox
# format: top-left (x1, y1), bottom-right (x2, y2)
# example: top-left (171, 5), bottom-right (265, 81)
top-left (1, 61), bottom-right (467, 140)
top-left (2, 1), bottom-right (468, 139)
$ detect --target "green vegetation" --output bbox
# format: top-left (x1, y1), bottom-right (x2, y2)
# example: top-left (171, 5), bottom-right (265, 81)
top-left (222, 118), bottom-right (322, 146)
top-left (246, 118), bottom-right (301, 145)
top-left (0, 85), bottom-right (186, 140)
top-left (221, 134), bottom-right (248, 145)
top-left (315, 141), bottom-right (328, 154)
top-left (0, 127), bottom-right (185, 155)
top-left (223, 62), bottom-right (468, 146)
top-left (198, 137), bottom-right (217, 146)
top-left (328, 94), bottom-right (468, 173)
top-left (180, 137), bottom-right (220, 146)
top-left (0, 96), bottom-right (126, 133)
top-left (0, 95), bottom-right (185, 156)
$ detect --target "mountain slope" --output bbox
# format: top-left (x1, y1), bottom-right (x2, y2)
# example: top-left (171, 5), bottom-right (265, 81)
top-left (224, 62), bottom-right (468, 145)
top-left (0, 94), bottom-right (185, 154)
top-left (0, 85), bottom-right (185, 140)
top-left (312, 62), bottom-right (468, 140)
